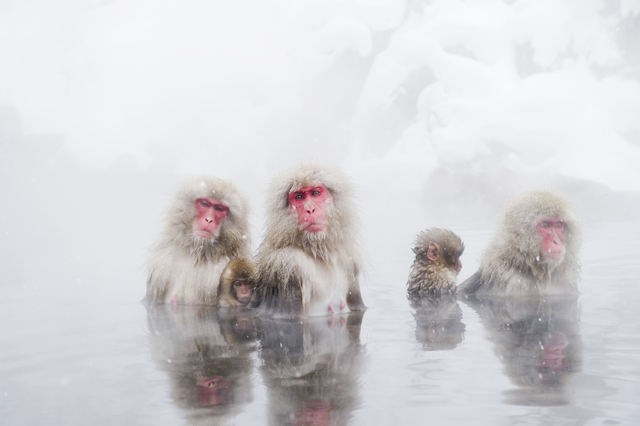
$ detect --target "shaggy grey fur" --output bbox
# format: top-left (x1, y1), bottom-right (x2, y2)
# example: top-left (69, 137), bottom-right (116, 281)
top-left (407, 228), bottom-right (464, 295)
top-left (458, 190), bottom-right (581, 296)
top-left (146, 175), bottom-right (251, 305)
top-left (253, 162), bottom-right (365, 318)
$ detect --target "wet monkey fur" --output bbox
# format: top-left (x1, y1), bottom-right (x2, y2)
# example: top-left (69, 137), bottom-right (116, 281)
top-left (407, 228), bottom-right (464, 295)
top-left (458, 189), bottom-right (581, 296)
top-left (146, 176), bottom-right (251, 306)
top-left (252, 162), bottom-right (365, 318)
top-left (218, 258), bottom-right (257, 307)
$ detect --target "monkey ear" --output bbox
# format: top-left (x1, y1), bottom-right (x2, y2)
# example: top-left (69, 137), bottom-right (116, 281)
top-left (426, 242), bottom-right (440, 261)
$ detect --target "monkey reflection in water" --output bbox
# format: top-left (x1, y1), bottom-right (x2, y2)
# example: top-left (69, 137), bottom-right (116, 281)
top-left (408, 294), bottom-right (465, 351)
top-left (462, 295), bottom-right (582, 406)
top-left (406, 229), bottom-right (466, 350)
top-left (455, 190), bottom-right (583, 405)
top-left (257, 312), bottom-right (366, 426)
top-left (145, 304), bottom-right (258, 422)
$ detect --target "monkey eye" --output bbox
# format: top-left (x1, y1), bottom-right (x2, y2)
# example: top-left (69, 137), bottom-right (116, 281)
top-left (234, 280), bottom-right (254, 288)
top-left (294, 194), bottom-right (304, 200)
top-left (312, 189), bottom-right (320, 196)
top-left (555, 221), bottom-right (565, 228)
top-left (214, 205), bottom-right (227, 212)
top-left (539, 221), bottom-right (551, 228)
top-left (199, 200), bottom-right (212, 208)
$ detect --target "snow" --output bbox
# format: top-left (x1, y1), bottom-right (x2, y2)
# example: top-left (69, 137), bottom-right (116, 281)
top-left (1, 0), bottom-right (639, 197)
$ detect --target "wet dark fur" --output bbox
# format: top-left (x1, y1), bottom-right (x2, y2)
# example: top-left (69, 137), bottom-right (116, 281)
top-left (407, 228), bottom-right (464, 295)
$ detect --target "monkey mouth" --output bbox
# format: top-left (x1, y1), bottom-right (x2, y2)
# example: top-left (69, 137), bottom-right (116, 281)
top-left (303, 223), bottom-right (326, 233)
top-left (544, 251), bottom-right (564, 264)
top-left (194, 229), bottom-right (216, 240)
top-left (545, 250), bottom-right (565, 261)
top-left (236, 294), bottom-right (252, 304)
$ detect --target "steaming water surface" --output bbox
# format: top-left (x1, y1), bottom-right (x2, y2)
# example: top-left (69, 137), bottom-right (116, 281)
top-left (1, 224), bottom-right (640, 425)
top-left (2, 1), bottom-right (640, 423)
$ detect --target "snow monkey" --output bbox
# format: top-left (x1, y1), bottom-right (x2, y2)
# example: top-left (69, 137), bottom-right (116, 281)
top-left (146, 176), bottom-right (251, 305)
top-left (252, 162), bottom-right (365, 318)
top-left (217, 258), bottom-right (257, 307)
top-left (458, 190), bottom-right (581, 296)
top-left (407, 228), bottom-right (464, 295)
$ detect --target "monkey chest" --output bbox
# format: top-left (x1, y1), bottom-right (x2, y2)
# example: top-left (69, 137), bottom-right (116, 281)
top-left (296, 257), bottom-right (351, 316)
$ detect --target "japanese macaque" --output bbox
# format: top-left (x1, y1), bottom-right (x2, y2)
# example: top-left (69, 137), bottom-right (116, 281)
top-left (409, 294), bottom-right (465, 351)
top-left (146, 176), bottom-right (251, 306)
top-left (218, 258), bottom-right (257, 307)
top-left (258, 313), bottom-right (366, 425)
top-left (407, 228), bottom-right (464, 295)
top-left (461, 295), bottom-right (582, 406)
top-left (458, 190), bottom-right (581, 296)
top-left (145, 305), bottom-right (256, 421)
top-left (252, 162), bottom-right (365, 318)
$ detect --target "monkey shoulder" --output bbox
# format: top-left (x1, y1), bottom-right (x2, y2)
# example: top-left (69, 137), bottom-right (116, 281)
top-left (147, 252), bottom-right (230, 305)
top-left (408, 261), bottom-right (456, 294)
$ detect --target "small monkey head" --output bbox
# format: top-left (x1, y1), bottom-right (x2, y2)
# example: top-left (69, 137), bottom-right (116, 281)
top-left (414, 228), bottom-right (464, 274)
top-left (425, 242), bottom-right (463, 274)
top-left (219, 258), bottom-right (257, 307)
top-left (231, 278), bottom-right (255, 305)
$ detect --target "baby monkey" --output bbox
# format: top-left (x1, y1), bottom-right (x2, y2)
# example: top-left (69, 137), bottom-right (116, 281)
top-left (218, 258), bottom-right (257, 307)
top-left (407, 228), bottom-right (464, 295)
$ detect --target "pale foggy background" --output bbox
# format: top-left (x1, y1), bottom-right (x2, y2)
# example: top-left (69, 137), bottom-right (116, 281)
top-left (2, 1), bottom-right (640, 425)
top-left (2, 0), bottom-right (639, 297)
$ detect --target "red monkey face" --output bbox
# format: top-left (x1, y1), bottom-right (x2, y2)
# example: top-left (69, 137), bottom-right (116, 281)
top-left (233, 279), bottom-right (254, 305)
top-left (454, 257), bottom-right (462, 274)
top-left (193, 197), bottom-right (229, 239)
top-left (196, 377), bottom-right (234, 407)
top-left (536, 218), bottom-right (566, 261)
top-left (288, 185), bottom-right (333, 233)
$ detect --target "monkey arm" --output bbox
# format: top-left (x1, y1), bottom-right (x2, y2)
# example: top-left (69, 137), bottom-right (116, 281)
top-left (346, 264), bottom-right (366, 311)
top-left (346, 288), bottom-right (366, 311)
top-left (252, 273), bottom-right (304, 319)
top-left (145, 273), bottom-right (169, 303)
top-left (457, 270), bottom-right (484, 295)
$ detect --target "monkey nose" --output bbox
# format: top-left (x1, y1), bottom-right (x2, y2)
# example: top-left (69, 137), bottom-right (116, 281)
top-left (205, 217), bottom-right (214, 223)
